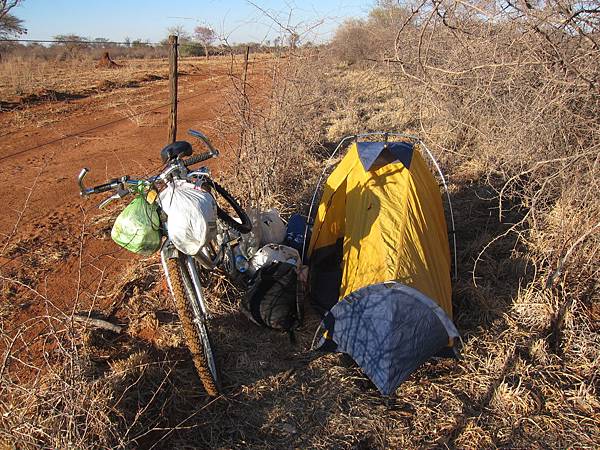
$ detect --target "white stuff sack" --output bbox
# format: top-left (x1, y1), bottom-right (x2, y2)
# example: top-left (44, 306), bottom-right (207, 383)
top-left (244, 208), bottom-right (264, 257)
top-left (159, 180), bottom-right (217, 255)
top-left (248, 243), bottom-right (301, 275)
top-left (259, 209), bottom-right (286, 245)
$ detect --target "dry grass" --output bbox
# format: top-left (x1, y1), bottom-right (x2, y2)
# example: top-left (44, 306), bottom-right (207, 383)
top-left (210, 51), bottom-right (328, 213)
top-left (1, 2), bottom-right (599, 447)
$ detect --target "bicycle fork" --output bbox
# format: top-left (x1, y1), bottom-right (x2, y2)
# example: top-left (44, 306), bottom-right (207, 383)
top-left (161, 240), bottom-right (210, 322)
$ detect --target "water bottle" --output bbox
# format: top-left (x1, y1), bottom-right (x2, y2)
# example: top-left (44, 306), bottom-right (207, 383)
top-left (232, 244), bottom-right (249, 273)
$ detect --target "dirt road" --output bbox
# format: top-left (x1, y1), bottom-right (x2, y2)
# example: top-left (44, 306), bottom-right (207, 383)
top-left (0, 57), bottom-right (267, 364)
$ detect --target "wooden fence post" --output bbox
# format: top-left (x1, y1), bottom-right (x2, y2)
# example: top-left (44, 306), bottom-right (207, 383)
top-left (242, 45), bottom-right (250, 93)
top-left (236, 46), bottom-right (251, 176)
top-left (168, 35), bottom-right (178, 144)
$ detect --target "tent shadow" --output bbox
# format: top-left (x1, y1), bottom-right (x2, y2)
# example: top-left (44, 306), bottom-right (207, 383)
top-left (449, 176), bottom-right (531, 335)
top-left (435, 174), bottom-right (535, 446)
top-left (207, 310), bottom-right (317, 390)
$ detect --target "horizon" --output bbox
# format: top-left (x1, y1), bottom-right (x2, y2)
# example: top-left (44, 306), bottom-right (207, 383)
top-left (10, 0), bottom-right (373, 45)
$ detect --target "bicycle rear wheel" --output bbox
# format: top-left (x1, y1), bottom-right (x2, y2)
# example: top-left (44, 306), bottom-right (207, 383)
top-left (165, 257), bottom-right (220, 396)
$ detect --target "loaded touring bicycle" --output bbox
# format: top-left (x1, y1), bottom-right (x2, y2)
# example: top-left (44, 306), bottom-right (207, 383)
top-left (78, 130), bottom-right (253, 396)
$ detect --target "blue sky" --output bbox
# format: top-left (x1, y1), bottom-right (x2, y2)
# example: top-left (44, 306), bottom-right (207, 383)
top-left (14, 0), bottom-right (373, 44)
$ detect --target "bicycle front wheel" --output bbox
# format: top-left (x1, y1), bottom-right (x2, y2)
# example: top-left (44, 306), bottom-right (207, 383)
top-left (165, 257), bottom-right (220, 396)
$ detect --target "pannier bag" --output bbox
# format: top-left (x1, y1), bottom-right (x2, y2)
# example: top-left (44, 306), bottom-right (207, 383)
top-left (242, 261), bottom-right (303, 334)
top-left (111, 193), bottom-right (161, 255)
top-left (158, 180), bottom-right (217, 256)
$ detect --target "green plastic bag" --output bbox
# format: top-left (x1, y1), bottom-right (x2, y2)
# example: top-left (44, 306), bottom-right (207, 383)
top-left (111, 193), bottom-right (161, 255)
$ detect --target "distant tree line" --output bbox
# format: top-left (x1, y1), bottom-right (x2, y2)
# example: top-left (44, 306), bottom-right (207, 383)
top-left (1, 2), bottom-right (322, 61)
top-left (2, 29), bottom-right (316, 61)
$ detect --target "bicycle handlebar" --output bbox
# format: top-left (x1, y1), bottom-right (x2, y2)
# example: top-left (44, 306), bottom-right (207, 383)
top-left (78, 154), bottom-right (212, 196)
top-left (187, 130), bottom-right (219, 157)
top-left (92, 180), bottom-right (119, 194)
top-left (78, 130), bottom-right (219, 197)
top-left (78, 168), bottom-right (134, 196)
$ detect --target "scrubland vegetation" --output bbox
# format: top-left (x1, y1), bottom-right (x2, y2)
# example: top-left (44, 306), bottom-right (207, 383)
top-left (0, 0), bottom-right (598, 448)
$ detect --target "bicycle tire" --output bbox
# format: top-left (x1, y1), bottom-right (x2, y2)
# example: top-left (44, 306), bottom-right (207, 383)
top-left (165, 257), bottom-right (220, 396)
top-left (211, 181), bottom-right (253, 234)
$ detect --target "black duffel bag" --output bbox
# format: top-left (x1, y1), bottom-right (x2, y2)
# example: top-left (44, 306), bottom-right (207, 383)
top-left (241, 261), bottom-right (303, 337)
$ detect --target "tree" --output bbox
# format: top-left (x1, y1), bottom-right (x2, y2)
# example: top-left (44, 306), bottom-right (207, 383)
top-left (330, 18), bottom-right (371, 64)
top-left (369, 0), bottom-right (410, 29)
top-left (179, 42), bottom-right (203, 57)
top-left (0, 0), bottom-right (26, 39)
top-left (53, 34), bottom-right (89, 53)
top-left (131, 39), bottom-right (150, 48)
top-left (167, 25), bottom-right (191, 43)
top-left (92, 37), bottom-right (110, 48)
top-left (193, 25), bottom-right (216, 59)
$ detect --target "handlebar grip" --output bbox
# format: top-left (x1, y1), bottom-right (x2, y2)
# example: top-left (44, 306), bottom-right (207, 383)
top-left (183, 152), bottom-right (213, 167)
top-left (93, 182), bottom-right (116, 194)
top-left (89, 178), bottom-right (119, 194)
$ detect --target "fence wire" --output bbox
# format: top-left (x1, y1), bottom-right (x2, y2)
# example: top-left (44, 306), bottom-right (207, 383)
top-left (0, 38), bottom-right (167, 46)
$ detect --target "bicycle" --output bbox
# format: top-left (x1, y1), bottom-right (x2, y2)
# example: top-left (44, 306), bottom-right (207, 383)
top-left (77, 129), bottom-right (253, 396)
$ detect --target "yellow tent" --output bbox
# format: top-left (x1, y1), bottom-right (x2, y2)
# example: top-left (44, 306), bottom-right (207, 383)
top-left (308, 139), bottom-right (458, 395)
top-left (308, 140), bottom-right (452, 314)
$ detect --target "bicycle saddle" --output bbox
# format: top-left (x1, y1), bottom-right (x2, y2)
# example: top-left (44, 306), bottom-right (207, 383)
top-left (161, 141), bottom-right (193, 163)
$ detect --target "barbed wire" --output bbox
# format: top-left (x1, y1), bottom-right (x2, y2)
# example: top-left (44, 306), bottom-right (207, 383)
top-left (0, 86), bottom-right (222, 162)
top-left (0, 53), bottom-right (270, 158)
top-left (0, 38), bottom-right (282, 47)
top-left (0, 38), bottom-right (168, 46)
top-left (0, 37), bottom-right (281, 49)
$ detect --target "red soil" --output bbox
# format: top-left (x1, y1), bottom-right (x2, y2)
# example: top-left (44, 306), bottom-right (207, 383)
top-left (0, 58), bottom-right (269, 376)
